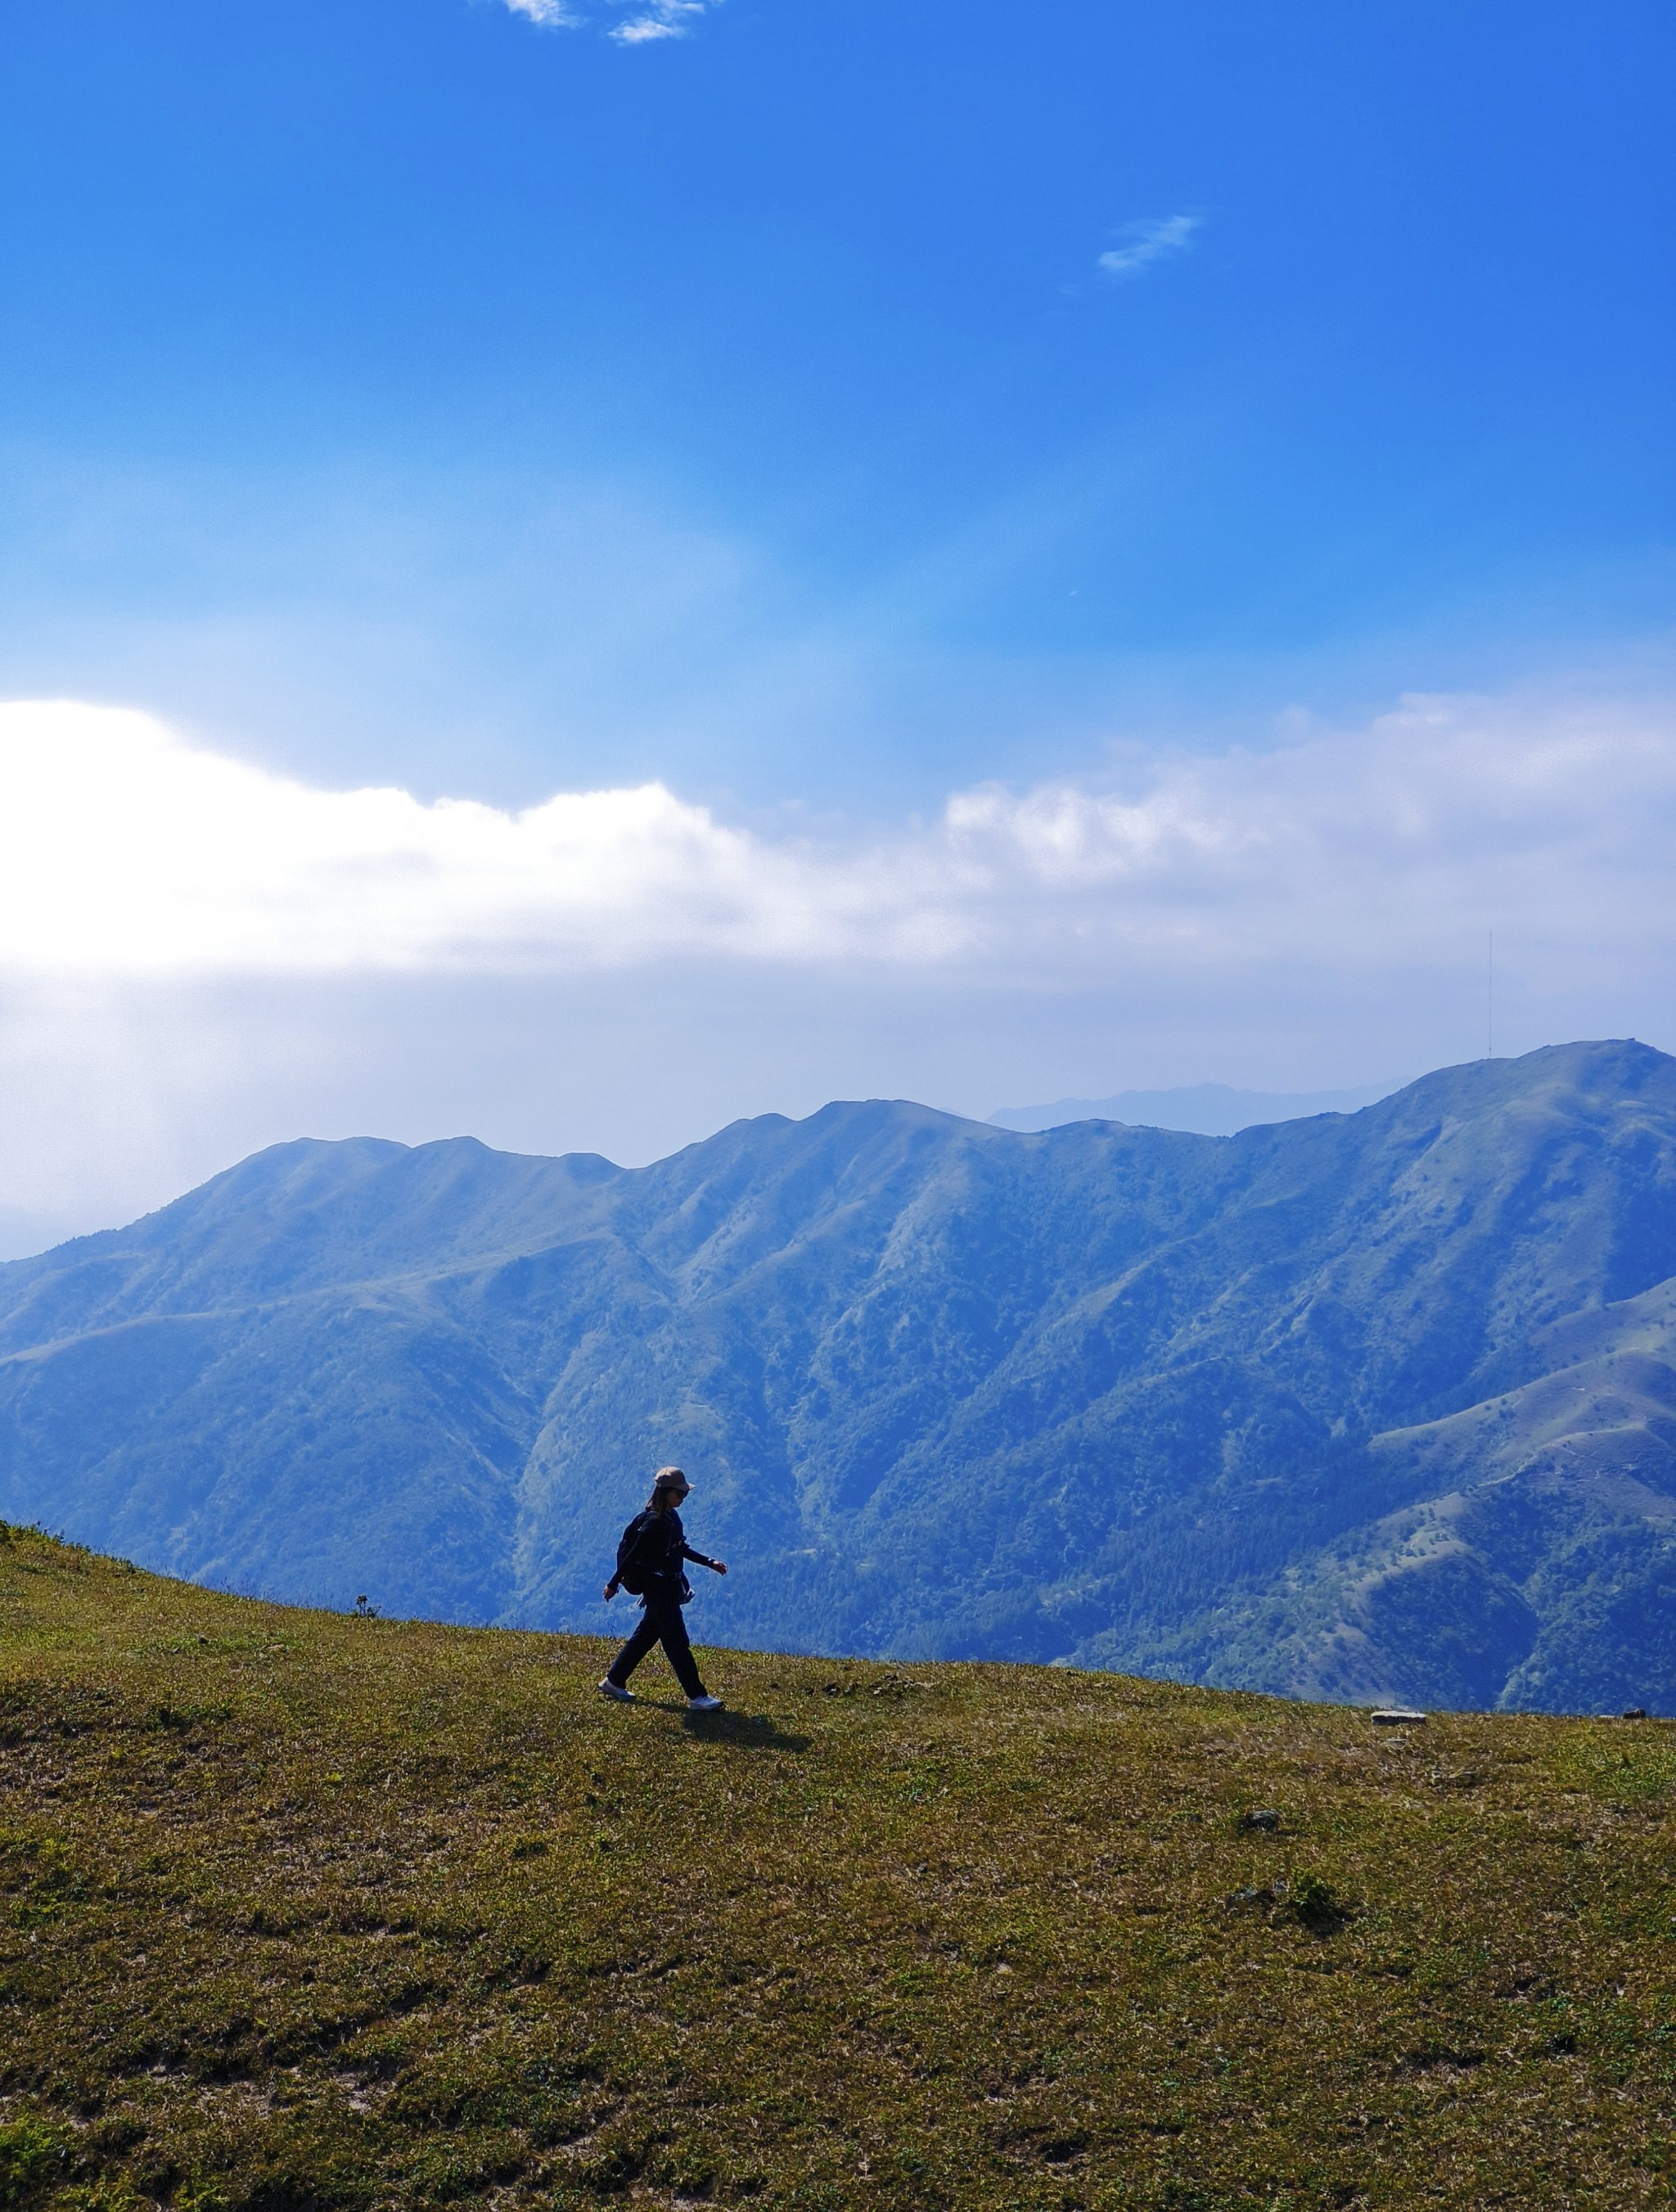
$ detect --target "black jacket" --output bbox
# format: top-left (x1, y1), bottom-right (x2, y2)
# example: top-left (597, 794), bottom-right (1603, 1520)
top-left (618, 1507), bottom-right (714, 1603)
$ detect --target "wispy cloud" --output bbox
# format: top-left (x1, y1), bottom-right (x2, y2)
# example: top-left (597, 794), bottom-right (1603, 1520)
top-left (500, 0), bottom-right (583, 26)
top-left (610, 0), bottom-right (707, 42)
top-left (1096, 213), bottom-right (1201, 282)
top-left (497, 0), bottom-right (714, 41)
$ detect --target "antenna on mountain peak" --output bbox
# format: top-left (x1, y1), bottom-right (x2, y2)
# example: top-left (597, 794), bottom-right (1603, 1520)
top-left (1486, 929), bottom-right (1494, 1061)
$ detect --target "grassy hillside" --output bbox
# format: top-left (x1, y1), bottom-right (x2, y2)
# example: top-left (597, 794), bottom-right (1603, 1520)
top-left (1, 1529), bottom-right (1672, 2211)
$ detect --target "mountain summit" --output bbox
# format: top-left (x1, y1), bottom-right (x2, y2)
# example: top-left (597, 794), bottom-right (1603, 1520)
top-left (2, 1039), bottom-right (1674, 1712)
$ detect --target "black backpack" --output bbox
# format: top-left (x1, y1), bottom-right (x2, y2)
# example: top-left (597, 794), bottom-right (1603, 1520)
top-left (615, 1515), bottom-right (651, 1596)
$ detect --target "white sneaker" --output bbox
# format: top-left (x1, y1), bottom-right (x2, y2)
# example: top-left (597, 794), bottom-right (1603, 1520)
top-left (687, 1693), bottom-right (723, 1713)
top-left (598, 1678), bottom-right (634, 1703)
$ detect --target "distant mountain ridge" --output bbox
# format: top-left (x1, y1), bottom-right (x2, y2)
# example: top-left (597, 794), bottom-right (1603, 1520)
top-left (990, 1079), bottom-right (1402, 1135)
top-left (2, 1039), bottom-right (1674, 1712)
top-left (0, 1202), bottom-right (101, 1264)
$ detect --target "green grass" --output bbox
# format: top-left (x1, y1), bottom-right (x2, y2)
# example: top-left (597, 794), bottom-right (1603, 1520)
top-left (1, 1525), bottom-right (1673, 2210)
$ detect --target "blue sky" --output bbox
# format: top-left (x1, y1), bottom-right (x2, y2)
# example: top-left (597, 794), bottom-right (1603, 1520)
top-left (0, 0), bottom-right (1672, 1233)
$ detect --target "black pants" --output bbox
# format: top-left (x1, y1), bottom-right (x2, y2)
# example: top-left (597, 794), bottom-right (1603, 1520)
top-left (606, 1588), bottom-right (705, 1699)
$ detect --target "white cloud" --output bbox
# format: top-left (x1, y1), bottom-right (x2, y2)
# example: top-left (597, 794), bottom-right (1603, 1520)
top-left (610, 0), bottom-right (707, 42)
top-left (1097, 214), bottom-right (1201, 282)
top-left (497, 0), bottom-right (714, 40)
top-left (0, 693), bottom-right (1671, 989)
top-left (500, 0), bottom-right (583, 26)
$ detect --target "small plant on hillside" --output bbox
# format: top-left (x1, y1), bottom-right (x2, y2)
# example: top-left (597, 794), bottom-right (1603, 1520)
top-left (1285, 1869), bottom-right (1349, 1934)
top-left (0, 2113), bottom-right (71, 2208)
top-left (172, 2181), bottom-right (232, 2212)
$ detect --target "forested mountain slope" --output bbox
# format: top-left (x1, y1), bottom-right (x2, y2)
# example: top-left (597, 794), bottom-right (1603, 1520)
top-left (2, 1038), bottom-right (1674, 1710)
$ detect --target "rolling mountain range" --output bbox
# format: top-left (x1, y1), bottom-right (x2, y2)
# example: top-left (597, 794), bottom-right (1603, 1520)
top-left (1, 1038), bottom-right (1673, 1712)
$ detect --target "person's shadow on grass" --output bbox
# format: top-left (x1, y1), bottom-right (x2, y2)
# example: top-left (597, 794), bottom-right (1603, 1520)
top-left (629, 1696), bottom-right (809, 1752)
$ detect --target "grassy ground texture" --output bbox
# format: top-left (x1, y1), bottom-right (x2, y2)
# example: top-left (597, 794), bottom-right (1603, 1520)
top-left (0, 1527), bottom-right (1672, 2211)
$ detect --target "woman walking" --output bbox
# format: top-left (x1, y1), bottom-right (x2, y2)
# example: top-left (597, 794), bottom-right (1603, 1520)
top-left (599, 1466), bottom-right (728, 1710)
